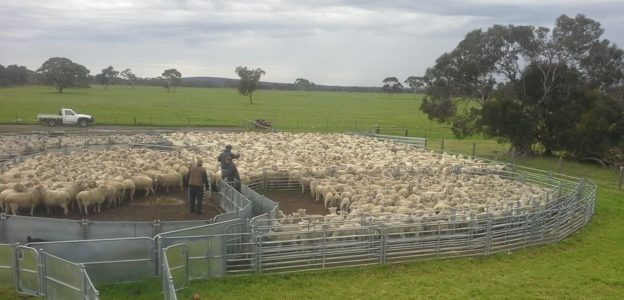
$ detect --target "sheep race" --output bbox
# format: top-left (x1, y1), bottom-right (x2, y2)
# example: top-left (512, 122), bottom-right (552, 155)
top-left (1, 131), bottom-right (555, 231)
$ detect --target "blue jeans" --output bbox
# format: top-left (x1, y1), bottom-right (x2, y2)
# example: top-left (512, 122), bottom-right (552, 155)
top-left (188, 186), bottom-right (204, 213)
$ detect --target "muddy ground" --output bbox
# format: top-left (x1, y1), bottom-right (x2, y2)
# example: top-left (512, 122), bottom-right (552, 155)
top-left (16, 188), bottom-right (328, 222)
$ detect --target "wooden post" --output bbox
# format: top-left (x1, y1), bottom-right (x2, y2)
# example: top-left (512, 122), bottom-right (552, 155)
top-left (557, 155), bottom-right (563, 173)
top-left (472, 142), bottom-right (476, 157)
top-left (134, 116), bottom-right (137, 125)
top-left (404, 129), bottom-right (408, 137)
top-left (441, 139), bottom-right (445, 153)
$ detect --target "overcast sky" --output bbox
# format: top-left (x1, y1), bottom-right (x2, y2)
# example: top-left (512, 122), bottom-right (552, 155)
top-left (1, 0), bottom-right (623, 86)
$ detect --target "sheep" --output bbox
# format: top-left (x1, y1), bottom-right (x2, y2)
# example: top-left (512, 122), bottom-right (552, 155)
top-left (76, 186), bottom-right (107, 215)
top-left (122, 179), bottom-right (136, 202)
top-left (0, 183), bottom-right (26, 212)
top-left (155, 172), bottom-right (183, 193)
top-left (130, 175), bottom-right (154, 197)
top-left (5, 185), bottom-right (45, 216)
top-left (41, 188), bottom-right (71, 215)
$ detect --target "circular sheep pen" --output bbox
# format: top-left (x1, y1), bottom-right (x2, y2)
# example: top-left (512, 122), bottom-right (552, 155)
top-left (0, 130), bottom-right (586, 225)
top-left (0, 129), bottom-right (596, 298)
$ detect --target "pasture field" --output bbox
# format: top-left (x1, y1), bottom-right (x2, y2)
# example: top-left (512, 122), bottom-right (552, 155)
top-left (0, 85), bottom-right (455, 138)
top-left (92, 155), bottom-right (624, 300)
top-left (0, 85), bottom-right (622, 299)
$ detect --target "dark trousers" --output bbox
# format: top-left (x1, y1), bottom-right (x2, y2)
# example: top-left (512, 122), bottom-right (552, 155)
top-left (188, 186), bottom-right (204, 213)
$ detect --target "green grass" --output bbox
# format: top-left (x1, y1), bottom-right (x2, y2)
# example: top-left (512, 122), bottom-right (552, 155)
top-left (0, 85), bottom-right (455, 138)
top-left (1, 85), bottom-right (623, 299)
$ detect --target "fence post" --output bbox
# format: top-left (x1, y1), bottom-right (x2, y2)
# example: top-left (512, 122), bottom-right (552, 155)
top-left (485, 219), bottom-right (492, 255)
top-left (557, 155), bottom-right (563, 173)
top-left (134, 116), bottom-right (137, 125)
top-left (441, 139), bottom-right (445, 153)
top-left (404, 129), bottom-right (408, 137)
top-left (619, 166), bottom-right (623, 191)
top-left (472, 142), bottom-right (476, 157)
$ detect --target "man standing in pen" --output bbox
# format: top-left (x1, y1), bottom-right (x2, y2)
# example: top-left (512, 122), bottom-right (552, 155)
top-left (187, 158), bottom-right (210, 214)
top-left (218, 144), bottom-right (240, 170)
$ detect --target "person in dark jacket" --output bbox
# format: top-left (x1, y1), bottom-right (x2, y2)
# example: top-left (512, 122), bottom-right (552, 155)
top-left (218, 144), bottom-right (240, 170)
top-left (186, 159), bottom-right (210, 214)
top-left (221, 156), bottom-right (241, 192)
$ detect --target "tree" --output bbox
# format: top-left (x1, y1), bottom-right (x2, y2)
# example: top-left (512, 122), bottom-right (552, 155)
top-left (419, 14), bottom-right (624, 161)
top-left (162, 69), bottom-right (181, 91)
top-left (120, 69), bottom-right (137, 89)
top-left (37, 57), bottom-right (90, 93)
top-left (404, 76), bottom-right (425, 93)
top-left (235, 66), bottom-right (265, 104)
top-left (99, 66), bottom-right (119, 89)
top-left (294, 78), bottom-right (315, 91)
top-left (0, 64), bottom-right (39, 87)
top-left (382, 77), bottom-right (403, 94)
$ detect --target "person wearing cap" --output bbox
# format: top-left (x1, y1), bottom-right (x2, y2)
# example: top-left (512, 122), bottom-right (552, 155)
top-left (221, 156), bottom-right (241, 192)
top-left (186, 159), bottom-right (210, 214)
top-left (218, 144), bottom-right (240, 170)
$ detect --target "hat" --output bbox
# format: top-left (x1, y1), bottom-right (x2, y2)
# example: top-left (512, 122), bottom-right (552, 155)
top-left (225, 144), bottom-right (233, 149)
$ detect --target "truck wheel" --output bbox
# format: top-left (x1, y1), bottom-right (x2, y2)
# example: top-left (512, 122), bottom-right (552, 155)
top-left (48, 120), bottom-right (57, 127)
top-left (79, 119), bottom-right (88, 127)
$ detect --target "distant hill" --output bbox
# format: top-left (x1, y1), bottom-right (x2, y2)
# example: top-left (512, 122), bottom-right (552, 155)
top-left (180, 76), bottom-right (383, 93)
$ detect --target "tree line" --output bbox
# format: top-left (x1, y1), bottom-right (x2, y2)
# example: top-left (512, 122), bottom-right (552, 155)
top-left (412, 14), bottom-right (624, 167)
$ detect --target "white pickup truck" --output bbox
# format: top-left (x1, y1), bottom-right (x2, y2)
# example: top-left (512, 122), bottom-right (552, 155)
top-left (37, 108), bottom-right (95, 127)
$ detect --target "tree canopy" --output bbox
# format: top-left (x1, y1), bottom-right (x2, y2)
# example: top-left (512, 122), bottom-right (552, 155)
top-left (235, 66), bottom-right (265, 104)
top-left (294, 78), bottom-right (315, 91)
top-left (382, 77), bottom-right (403, 94)
top-left (37, 57), bottom-right (90, 93)
top-left (162, 69), bottom-right (181, 92)
top-left (419, 14), bottom-right (624, 165)
top-left (99, 66), bottom-right (119, 89)
top-left (120, 69), bottom-right (137, 89)
top-left (0, 64), bottom-right (35, 87)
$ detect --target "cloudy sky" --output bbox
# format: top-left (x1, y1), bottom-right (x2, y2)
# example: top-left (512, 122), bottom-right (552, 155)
top-left (1, 0), bottom-right (623, 86)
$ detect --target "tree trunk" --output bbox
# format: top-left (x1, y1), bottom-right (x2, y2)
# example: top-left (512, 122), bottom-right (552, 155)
top-left (249, 94), bottom-right (253, 104)
top-left (58, 86), bottom-right (63, 94)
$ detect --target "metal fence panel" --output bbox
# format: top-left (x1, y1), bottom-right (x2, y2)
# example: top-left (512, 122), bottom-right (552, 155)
top-left (161, 252), bottom-right (177, 300)
top-left (164, 244), bottom-right (189, 290)
top-left (83, 269), bottom-right (99, 300)
top-left (0, 244), bottom-right (14, 288)
top-left (160, 220), bottom-right (212, 234)
top-left (1, 215), bottom-right (82, 244)
top-left (16, 246), bottom-right (40, 296)
top-left (26, 238), bottom-right (155, 284)
top-left (86, 221), bottom-right (155, 239)
top-left (42, 252), bottom-right (82, 300)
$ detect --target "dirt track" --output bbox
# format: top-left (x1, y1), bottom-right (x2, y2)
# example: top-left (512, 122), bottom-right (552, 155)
top-left (0, 124), bottom-right (245, 134)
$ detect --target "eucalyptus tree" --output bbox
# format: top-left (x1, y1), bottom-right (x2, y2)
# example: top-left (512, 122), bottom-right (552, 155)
top-left (235, 66), bottom-right (265, 104)
top-left (37, 57), bottom-right (90, 93)
top-left (419, 14), bottom-right (624, 160)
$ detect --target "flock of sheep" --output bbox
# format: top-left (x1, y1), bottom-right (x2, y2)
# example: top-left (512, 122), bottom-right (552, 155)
top-left (0, 132), bottom-right (555, 236)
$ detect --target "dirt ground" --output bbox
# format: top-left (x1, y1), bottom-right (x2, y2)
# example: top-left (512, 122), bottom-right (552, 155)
top-left (19, 189), bottom-right (327, 222)
top-left (24, 188), bottom-right (223, 221)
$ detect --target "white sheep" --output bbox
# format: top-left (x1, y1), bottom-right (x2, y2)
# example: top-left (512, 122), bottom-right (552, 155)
top-left (41, 188), bottom-right (71, 215)
top-left (155, 172), bottom-right (183, 193)
top-left (130, 175), bottom-right (154, 197)
top-left (76, 186), bottom-right (107, 215)
top-left (5, 185), bottom-right (45, 216)
top-left (122, 179), bottom-right (136, 202)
